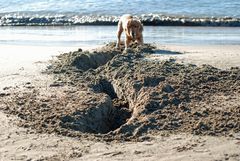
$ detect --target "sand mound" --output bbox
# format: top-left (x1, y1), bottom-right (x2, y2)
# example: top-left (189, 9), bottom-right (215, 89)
top-left (48, 42), bottom-right (155, 74)
top-left (1, 42), bottom-right (240, 141)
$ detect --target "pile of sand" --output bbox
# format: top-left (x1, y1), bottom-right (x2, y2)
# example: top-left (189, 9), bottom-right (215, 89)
top-left (0, 42), bottom-right (239, 141)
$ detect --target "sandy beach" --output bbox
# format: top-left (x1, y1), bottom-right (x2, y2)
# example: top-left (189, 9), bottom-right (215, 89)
top-left (1, 111), bottom-right (240, 161)
top-left (1, 0), bottom-right (240, 159)
top-left (148, 44), bottom-right (240, 69)
top-left (0, 42), bottom-right (240, 161)
top-left (0, 44), bottom-right (96, 89)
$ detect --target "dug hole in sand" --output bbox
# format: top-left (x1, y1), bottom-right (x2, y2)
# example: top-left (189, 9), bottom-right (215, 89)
top-left (0, 42), bottom-right (240, 160)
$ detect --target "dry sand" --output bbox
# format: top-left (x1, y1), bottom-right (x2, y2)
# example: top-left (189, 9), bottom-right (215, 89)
top-left (0, 44), bottom-right (240, 161)
top-left (1, 112), bottom-right (240, 161)
top-left (147, 44), bottom-right (240, 69)
top-left (0, 45), bottom-right (80, 89)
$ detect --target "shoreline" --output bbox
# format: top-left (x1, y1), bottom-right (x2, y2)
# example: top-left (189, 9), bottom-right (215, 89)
top-left (1, 26), bottom-right (240, 49)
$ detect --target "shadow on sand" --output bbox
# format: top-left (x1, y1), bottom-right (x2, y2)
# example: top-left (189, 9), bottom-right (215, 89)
top-left (153, 49), bottom-right (183, 55)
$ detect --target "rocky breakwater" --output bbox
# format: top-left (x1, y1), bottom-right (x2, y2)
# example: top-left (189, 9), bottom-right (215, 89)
top-left (0, 42), bottom-right (239, 141)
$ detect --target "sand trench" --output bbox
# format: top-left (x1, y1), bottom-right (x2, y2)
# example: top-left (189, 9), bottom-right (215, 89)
top-left (0, 42), bottom-right (239, 141)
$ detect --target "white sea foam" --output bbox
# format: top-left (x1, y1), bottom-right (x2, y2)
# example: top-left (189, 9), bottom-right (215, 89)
top-left (0, 0), bottom-right (240, 26)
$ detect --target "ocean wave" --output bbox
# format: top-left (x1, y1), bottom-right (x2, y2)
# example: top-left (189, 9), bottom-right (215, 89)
top-left (0, 14), bottom-right (240, 27)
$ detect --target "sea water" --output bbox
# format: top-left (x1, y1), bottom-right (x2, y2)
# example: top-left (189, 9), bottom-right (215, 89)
top-left (0, 26), bottom-right (239, 47)
top-left (0, 0), bottom-right (240, 18)
top-left (0, 0), bottom-right (239, 52)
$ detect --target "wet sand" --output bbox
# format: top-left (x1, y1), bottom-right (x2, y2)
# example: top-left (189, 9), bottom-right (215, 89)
top-left (0, 43), bottom-right (240, 161)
